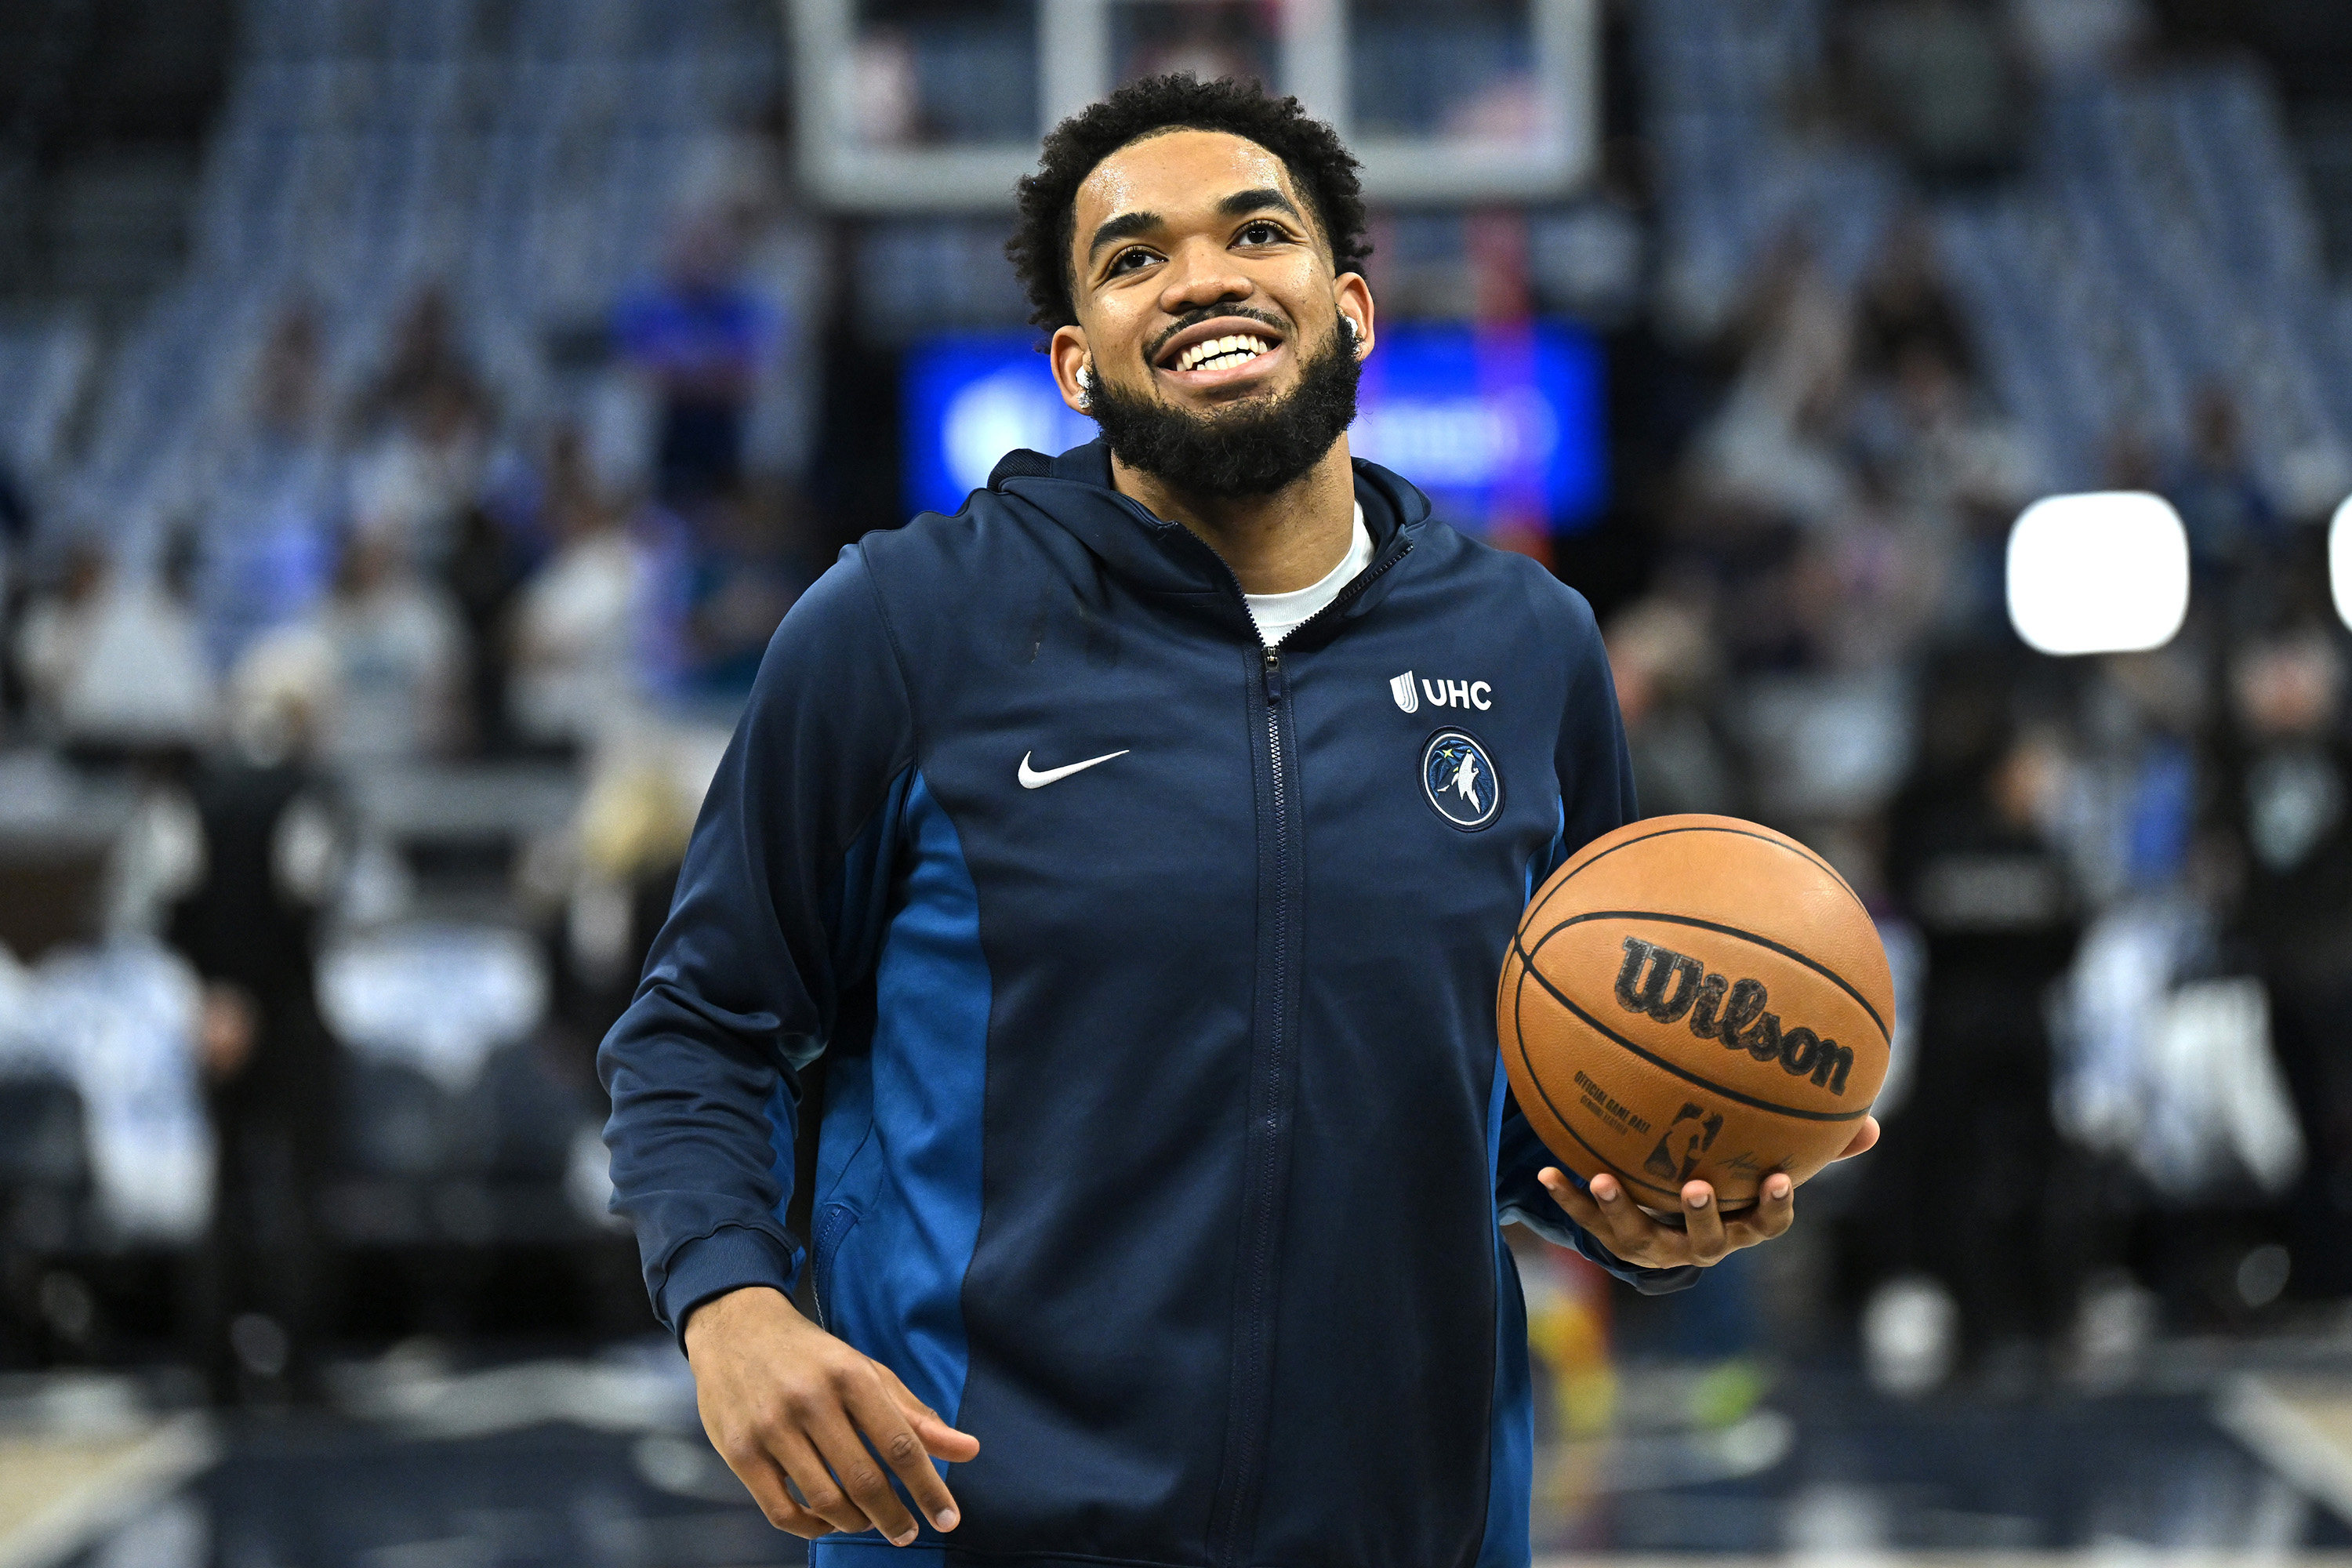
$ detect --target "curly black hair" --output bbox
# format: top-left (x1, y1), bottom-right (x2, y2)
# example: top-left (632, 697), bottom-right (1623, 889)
top-left (1007, 74), bottom-right (1372, 334)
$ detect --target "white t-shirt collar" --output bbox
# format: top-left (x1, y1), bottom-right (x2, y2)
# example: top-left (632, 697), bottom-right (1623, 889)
top-left (1243, 501), bottom-right (1371, 647)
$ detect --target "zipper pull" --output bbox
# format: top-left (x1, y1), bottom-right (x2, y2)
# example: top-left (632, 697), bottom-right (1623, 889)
top-left (1262, 647), bottom-right (1284, 702)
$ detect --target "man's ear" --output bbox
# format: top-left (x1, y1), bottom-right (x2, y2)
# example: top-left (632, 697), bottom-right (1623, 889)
top-left (1335, 272), bottom-right (1376, 361)
top-left (1050, 326), bottom-right (1094, 414)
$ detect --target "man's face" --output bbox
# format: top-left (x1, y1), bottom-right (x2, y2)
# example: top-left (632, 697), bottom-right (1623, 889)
top-left (1051, 129), bottom-right (1374, 495)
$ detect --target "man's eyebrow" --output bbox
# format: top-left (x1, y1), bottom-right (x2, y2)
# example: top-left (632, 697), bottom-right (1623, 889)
top-left (1218, 187), bottom-right (1302, 223)
top-left (1087, 209), bottom-right (1163, 263)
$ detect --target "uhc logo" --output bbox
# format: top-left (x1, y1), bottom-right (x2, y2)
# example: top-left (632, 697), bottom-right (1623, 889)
top-left (1613, 936), bottom-right (1853, 1094)
top-left (1389, 671), bottom-right (1493, 713)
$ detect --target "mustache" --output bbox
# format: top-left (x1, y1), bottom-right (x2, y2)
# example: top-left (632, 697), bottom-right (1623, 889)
top-left (1144, 305), bottom-right (1292, 368)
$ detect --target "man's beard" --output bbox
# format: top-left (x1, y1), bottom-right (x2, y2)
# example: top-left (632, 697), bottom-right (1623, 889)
top-left (1086, 322), bottom-right (1362, 499)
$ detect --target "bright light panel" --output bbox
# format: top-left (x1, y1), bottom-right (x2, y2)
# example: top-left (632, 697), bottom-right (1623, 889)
top-left (2005, 492), bottom-right (2189, 656)
top-left (2333, 495), bottom-right (2352, 632)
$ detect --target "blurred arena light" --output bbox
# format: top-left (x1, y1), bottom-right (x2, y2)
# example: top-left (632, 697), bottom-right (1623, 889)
top-left (2005, 492), bottom-right (2189, 656)
top-left (2332, 495), bottom-right (2352, 630)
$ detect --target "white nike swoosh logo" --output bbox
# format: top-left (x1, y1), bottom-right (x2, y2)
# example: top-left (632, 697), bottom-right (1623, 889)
top-left (1018, 749), bottom-right (1130, 789)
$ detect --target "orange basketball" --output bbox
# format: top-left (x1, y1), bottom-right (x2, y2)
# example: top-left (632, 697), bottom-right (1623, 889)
top-left (1497, 815), bottom-right (1893, 1214)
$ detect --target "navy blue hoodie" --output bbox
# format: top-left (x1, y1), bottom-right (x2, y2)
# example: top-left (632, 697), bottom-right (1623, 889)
top-left (601, 441), bottom-right (1694, 1568)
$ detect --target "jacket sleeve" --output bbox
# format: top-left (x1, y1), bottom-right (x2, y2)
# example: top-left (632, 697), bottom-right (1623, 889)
top-left (1494, 583), bottom-right (1700, 1295)
top-left (598, 546), bottom-right (916, 1340)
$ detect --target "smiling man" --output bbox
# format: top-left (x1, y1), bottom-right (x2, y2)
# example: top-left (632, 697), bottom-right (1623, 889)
top-left (600, 74), bottom-right (1875, 1567)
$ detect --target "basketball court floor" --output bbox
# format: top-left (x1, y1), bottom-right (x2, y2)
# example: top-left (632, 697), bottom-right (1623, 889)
top-left (8, 1338), bottom-right (2352, 1568)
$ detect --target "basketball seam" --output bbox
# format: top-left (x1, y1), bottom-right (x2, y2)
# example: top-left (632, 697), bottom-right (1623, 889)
top-left (1508, 971), bottom-right (1758, 1211)
top-left (1527, 822), bottom-right (1872, 930)
top-left (1510, 927), bottom-right (1874, 1123)
top-left (1508, 963), bottom-right (1707, 1203)
top-left (1533, 909), bottom-right (1889, 1043)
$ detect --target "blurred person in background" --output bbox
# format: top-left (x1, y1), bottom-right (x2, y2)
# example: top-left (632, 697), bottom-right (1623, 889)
top-left (2221, 623), bottom-right (2352, 1299)
top-left (441, 498), bottom-right (532, 760)
top-left (677, 485), bottom-right (807, 702)
top-left (169, 648), bottom-right (347, 1403)
top-left (0, 459), bottom-right (26, 551)
top-left (252, 524), bottom-right (470, 764)
top-left (198, 299), bottom-right (343, 673)
top-left (0, 458), bottom-right (29, 729)
top-left (614, 214), bottom-right (779, 509)
top-left (2165, 386), bottom-right (2276, 596)
top-left (1605, 593), bottom-right (1751, 820)
top-left (509, 425), bottom-right (651, 753)
top-left (1691, 239), bottom-right (1857, 528)
top-left (348, 286), bottom-right (499, 572)
top-left (16, 532), bottom-right (219, 757)
top-left (16, 538), bottom-right (113, 738)
top-left (1853, 217), bottom-right (1976, 384)
top-left (1876, 655), bottom-right (2083, 1384)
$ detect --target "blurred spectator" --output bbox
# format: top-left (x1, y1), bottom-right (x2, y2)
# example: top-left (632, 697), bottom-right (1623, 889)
top-left (1790, 490), bottom-right (1942, 671)
top-left (0, 460), bottom-right (27, 546)
top-left (2166, 386), bottom-right (2276, 588)
top-left (1606, 595), bottom-right (1752, 819)
top-left (614, 216), bottom-right (779, 508)
top-left (678, 487), bottom-right (807, 699)
top-left (0, 460), bottom-right (25, 731)
top-left (1853, 346), bottom-right (2030, 551)
top-left (16, 539), bottom-right (110, 732)
top-left (1853, 219), bottom-right (1975, 383)
top-left (16, 535), bottom-right (219, 755)
top-left (510, 429), bottom-right (649, 751)
top-left (1878, 659), bottom-right (2084, 1377)
top-left (198, 301), bottom-right (343, 673)
top-left (168, 652), bottom-right (347, 1402)
top-left (350, 287), bottom-right (493, 442)
top-left (1692, 245), bottom-right (1857, 526)
top-left (442, 501), bottom-right (532, 759)
top-left (247, 528), bottom-right (469, 764)
top-left (349, 288), bottom-right (498, 569)
top-left (2222, 629), bottom-right (2352, 1298)
top-left (2073, 647), bottom-right (2212, 903)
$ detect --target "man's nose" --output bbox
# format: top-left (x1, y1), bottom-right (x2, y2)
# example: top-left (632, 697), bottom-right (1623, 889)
top-left (1156, 248), bottom-right (1253, 317)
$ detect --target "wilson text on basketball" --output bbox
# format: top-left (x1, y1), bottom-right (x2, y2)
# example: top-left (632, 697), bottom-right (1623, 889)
top-left (1613, 935), bottom-right (1854, 1094)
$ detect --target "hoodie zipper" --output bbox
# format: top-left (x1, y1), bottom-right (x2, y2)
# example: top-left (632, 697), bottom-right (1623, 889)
top-left (1205, 637), bottom-right (1294, 1566)
top-left (1200, 522), bottom-right (1412, 1566)
top-left (1103, 488), bottom-right (1410, 1563)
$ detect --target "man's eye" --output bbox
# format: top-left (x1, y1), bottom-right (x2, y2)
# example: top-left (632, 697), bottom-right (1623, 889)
top-left (1109, 248), bottom-right (1156, 276)
top-left (1237, 221), bottom-right (1285, 246)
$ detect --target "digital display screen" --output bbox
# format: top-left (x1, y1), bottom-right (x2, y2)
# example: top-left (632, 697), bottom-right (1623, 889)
top-left (902, 321), bottom-right (1608, 532)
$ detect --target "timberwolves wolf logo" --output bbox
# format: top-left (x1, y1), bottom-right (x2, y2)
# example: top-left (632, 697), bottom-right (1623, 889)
top-left (1420, 730), bottom-right (1501, 829)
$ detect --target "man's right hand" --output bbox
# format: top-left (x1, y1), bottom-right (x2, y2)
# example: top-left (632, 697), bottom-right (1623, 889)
top-left (683, 1285), bottom-right (979, 1544)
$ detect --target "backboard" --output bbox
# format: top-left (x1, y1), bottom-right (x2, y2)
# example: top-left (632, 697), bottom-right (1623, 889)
top-left (787, 0), bottom-right (1598, 210)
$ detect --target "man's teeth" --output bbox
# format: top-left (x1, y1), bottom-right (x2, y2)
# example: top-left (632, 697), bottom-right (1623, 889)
top-left (1174, 334), bottom-right (1272, 372)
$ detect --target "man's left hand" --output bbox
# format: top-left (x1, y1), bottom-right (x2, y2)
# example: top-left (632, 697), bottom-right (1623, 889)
top-left (1537, 1115), bottom-right (1879, 1269)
